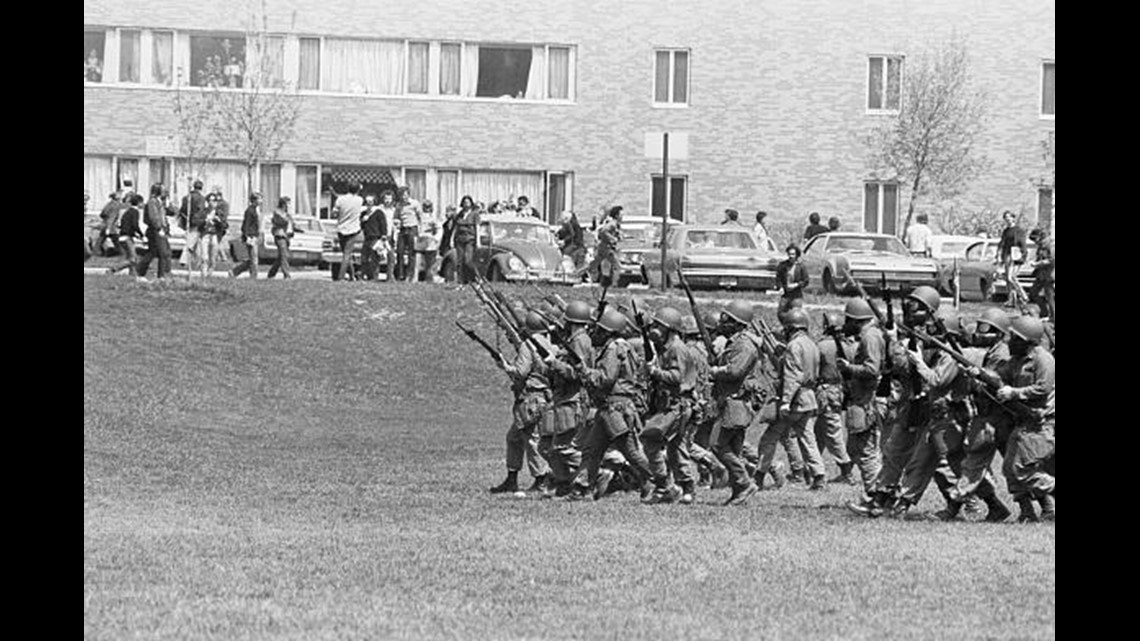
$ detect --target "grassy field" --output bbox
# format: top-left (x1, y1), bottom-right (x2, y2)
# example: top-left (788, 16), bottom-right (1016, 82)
top-left (83, 276), bottom-right (1055, 640)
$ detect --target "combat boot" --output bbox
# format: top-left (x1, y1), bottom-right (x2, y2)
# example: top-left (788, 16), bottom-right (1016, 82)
top-left (934, 500), bottom-right (964, 521)
top-left (679, 487), bottom-right (695, 505)
top-left (642, 485), bottom-right (680, 505)
top-left (527, 474), bottom-right (549, 493)
top-left (1016, 498), bottom-right (1039, 523)
top-left (697, 469), bottom-right (712, 488)
top-left (846, 495), bottom-right (878, 517)
top-left (726, 482), bottom-right (759, 506)
top-left (809, 475), bottom-right (828, 491)
top-left (1038, 494), bottom-right (1055, 522)
top-left (982, 495), bottom-right (1012, 523)
top-left (830, 462), bottom-right (856, 485)
top-left (711, 466), bottom-right (731, 490)
top-left (770, 461), bottom-right (787, 489)
top-left (787, 467), bottom-right (805, 485)
top-left (886, 497), bottom-right (913, 519)
top-left (489, 471), bottom-right (519, 494)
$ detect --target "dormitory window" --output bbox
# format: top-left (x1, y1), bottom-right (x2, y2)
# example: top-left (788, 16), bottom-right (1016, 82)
top-left (654, 49), bottom-right (689, 105)
top-left (190, 34), bottom-right (247, 87)
top-left (651, 175), bottom-right (687, 221)
top-left (1041, 61), bottom-right (1055, 117)
top-left (477, 47), bottom-right (534, 98)
top-left (407, 42), bottom-right (430, 94)
top-left (298, 38), bottom-right (320, 90)
top-left (868, 55), bottom-right (903, 112)
top-left (440, 43), bottom-right (461, 95)
top-left (84, 31), bottom-right (105, 82)
top-left (863, 182), bottom-right (899, 234)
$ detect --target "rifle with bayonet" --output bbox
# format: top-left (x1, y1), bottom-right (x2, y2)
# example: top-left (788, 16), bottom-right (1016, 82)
top-left (531, 283), bottom-right (567, 312)
top-left (594, 284), bottom-right (609, 319)
top-left (906, 326), bottom-right (1026, 418)
top-left (470, 277), bottom-right (523, 348)
top-left (676, 266), bottom-right (717, 365)
top-left (630, 298), bottom-right (657, 363)
top-left (455, 320), bottom-right (505, 366)
top-left (847, 272), bottom-right (904, 398)
top-left (751, 317), bottom-right (785, 367)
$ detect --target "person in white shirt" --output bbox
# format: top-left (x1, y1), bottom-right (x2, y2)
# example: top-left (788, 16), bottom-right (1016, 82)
top-left (753, 211), bottom-right (770, 249)
top-left (334, 182), bottom-right (365, 281)
top-left (905, 213), bottom-right (933, 256)
top-left (414, 200), bottom-right (442, 282)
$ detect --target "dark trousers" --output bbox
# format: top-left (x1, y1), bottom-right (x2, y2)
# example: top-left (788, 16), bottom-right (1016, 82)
top-left (455, 241), bottom-right (477, 284)
top-left (268, 237), bottom-right (291, 279)
top-left (395, 227), bottom-right (418, 281)
top-left (231, 240), bottom-right (259, 279)
top-left (361, 237), bottom-right (384, 280)
top-left (137, 232), bottom-right (172, 278)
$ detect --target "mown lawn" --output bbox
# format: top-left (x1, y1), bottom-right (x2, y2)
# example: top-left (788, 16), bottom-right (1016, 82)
top-left (83, 276), bottom-right (1054, 640)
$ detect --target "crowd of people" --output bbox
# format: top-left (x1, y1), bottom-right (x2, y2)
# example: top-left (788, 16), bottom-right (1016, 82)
top-left (478, 284), bottom-right (1055, 523)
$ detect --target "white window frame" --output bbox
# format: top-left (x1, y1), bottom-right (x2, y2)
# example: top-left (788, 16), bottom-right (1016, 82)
top-left (862, 181), bottom-right (899, 234)
top-left (650, 174), bottom-right (688, 222)
top-left (652, 48), bottom-right (690, 108)
top-left (866, 54), bottom-right (904, 115)
top-left (1040, 60), bottom-right (1055, 120)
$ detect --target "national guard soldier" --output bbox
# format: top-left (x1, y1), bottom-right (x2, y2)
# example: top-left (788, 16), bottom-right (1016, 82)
top-left (682, 314), bottom-right (730, 490)
top-left (710, 301), bottom-right (765, 505)
top-left (641, 307), bottom-right (699, 504)
top-left (889, 309), bottom-right (972, 519)
top-left (950, 308), bottom-right (1014, 522)
top-left (817, 312), bottom-right (855, 484)
top-left (838, 299), bottom-right (887, 510)
top-left (565, 309), bottom-right (654, 501)
top-left (488, 312), bottom-right (554, 495)
top-left (755, 308), bottom-right (826, 490)
top-left (542, 300), bottom-right (596, 497)
top-left (975, 316), bottom-right (1056, 522)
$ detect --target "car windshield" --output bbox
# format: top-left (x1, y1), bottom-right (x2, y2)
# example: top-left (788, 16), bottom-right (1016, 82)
top-left (684, 230), bottom-right (756, 250)
top-left (623, 224), bottom-right (669, 245)
top-left (935, 241), bottom-right (971, 257)
top-left (491, 222), bottom-right (553, 244)
top-left (827, 235), bottom-right (908, 255)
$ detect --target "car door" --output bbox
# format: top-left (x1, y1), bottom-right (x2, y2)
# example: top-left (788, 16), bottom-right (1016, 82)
top-left (474, 221), bottom-right (494, 275)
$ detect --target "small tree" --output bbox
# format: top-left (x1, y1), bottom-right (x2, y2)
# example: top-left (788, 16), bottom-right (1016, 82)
top-left (172, 75), bottom-right (222, 207)
top-left (867, 38), bottom-right (989, 239)
top-left (212, 1), bottom-right (302, 197)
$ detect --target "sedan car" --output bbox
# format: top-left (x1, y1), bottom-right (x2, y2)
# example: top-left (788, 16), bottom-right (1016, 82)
top-left (230, 214), bottom-right (329, 266)
top-left (611, 215), bottom-right (681, 286)
top-left (941, 238), bottom-right (1037, 301)
top-left (801, 232), bottom-right (940, 294)
top-left (439, 214), bottom-right (577, 283)
top-left (641, 225), bottom-right (780, 290)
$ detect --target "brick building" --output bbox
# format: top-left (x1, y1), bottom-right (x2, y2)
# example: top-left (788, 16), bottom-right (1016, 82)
top-left (83, 0), bottom-right (1055, 234)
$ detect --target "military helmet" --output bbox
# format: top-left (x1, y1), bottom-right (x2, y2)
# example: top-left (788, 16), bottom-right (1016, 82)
top-left (1009, 316), bottom-right (1044, 344)
top-left (525, 311), bottom-right (549, 332)
top-left (935, 308), bottom-right (962, 336)
top-left (844, 298), bottom-right (875, 321)
top-left (652, 306), bottom-right (684, 333)
top-left (680, 314), bottom-right (699, 336)
top-left (564, 300), bottom-right (593, 325)
top-left (722, 300), bottom-right (754, 325)
top-left (782, 308), bottom-right (810, 330)
top-left (907, 285), bottom-right (942, 314)
top-left (975, 308), bottom-right (1011, 336)
top-left (702, 311), bottom-right (720, 331)
top-left (597, 308), bottom-right (628, 334)
top-left (824, 311), bottom-right (845, 331)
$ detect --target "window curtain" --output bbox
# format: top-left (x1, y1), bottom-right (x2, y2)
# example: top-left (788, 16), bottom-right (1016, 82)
top-left (119, 30), bottom-right (141, 83)
top-left (437, 171), bottom-right (458, 212)
top-left (461, 44), bottom-right (479, 97)
top-left (152, 31), bottom-right (173, 85)
top-left (84, 157), bottom-right (114, 203)
top-left (298, 38), bottom-right (320, 90)
top-left (118, 159), bottom-right (139, 191)
top-left (295, 165), bottom-right (318, 216)
top-left (246, 35), bottom-right (285, 88)
top-left (404, 169), bottom-right (427, 201)
top-left (440, 43), bottom-right (461, 95)
top-left (322, 39), bottom-right (404, 94)
top-left (525, 46), bottom-right (545, 99)
top-left (408, 42), bottom-right (429, 94)
top-left (462, 171), bottom-right (544, 212)
top-left (548, 47), bottom-right (569, 100)
top-left (886, 58), bottom-right (901, 109)
top-left (260, 164), bottom-right (282, 211)
top-left (868, 58), bottom-right (884, 109)
top-left (197, 161), bottom-right (250, 212)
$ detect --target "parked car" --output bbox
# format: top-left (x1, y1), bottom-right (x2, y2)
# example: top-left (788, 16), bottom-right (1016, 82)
top-left (801, 231), bottom-right (940, 294)
top-left (940, 238), bottom-right (1037, 301)
top-left (228, 214), bottom-right (329, 267)
top-left (925, 234), bottom-right (988, 293)
top-left (641, 224), bottom-right (780, 291)
top-left (120, 214), bottom-right (187, 258)
top-left (439, 214), bottom-right (577, 283)
top-left (609, 215), bottom-right (681, 286)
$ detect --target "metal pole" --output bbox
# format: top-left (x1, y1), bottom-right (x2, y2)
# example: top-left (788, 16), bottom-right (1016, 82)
top-left (660, 132), bottom-right (669, 291)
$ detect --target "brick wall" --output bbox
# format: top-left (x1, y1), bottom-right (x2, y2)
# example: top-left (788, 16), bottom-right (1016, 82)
top-left (84, 0), bottom-right (1055, 228)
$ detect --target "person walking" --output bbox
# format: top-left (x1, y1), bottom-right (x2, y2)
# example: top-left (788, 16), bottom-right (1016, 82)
top-left (803, 212), bottom-right (828, 241)
top-left (334, 183), bottom-right (364, 282)
top-left (107, 194), bottom-right (145, 278)
top-left (775, 244), bottom-right (809, 313)
top-left (136, 183), bottom-right (173, 280)
top-left (178, 180), bottom-right (207, 272)
top-left (710, 301), bottom-right (765, 506)
top-left (641, 307), bottom-right (699, 505)
top-left (230, 193), bottom-right (263, 279)
top-left (266, 197), bottom-right (294, 280)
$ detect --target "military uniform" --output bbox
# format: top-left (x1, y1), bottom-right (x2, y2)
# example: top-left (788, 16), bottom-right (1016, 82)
top-left (756, 329), bottom-right (825, 487)
top-left (543, 327), bottom-right (594, 493)
top-left (710, 328), bottom-right (763, 496)
top-left (686, 339), bottom-right (728, 486)
top-left (643, 333), bottom-right (699, 498)
top-left (952, 340), bottom-right (1013, 517)
top-left (840, 322), bottom-right (886, 497)
top-left (498, 336), bottom-right (554, 488)
top-left (996, 344), bottom-right (1056, 518)
top-left (872, 333), bottom-right (927, 500)
top-left (815, 336), bottom-right (853, 473)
